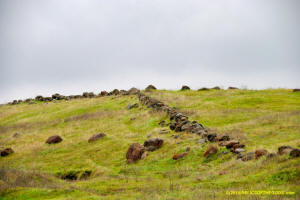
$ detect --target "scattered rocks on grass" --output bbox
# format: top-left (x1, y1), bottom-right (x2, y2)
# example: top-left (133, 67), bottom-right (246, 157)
top-left (144, 138), bottom-right (164, 151)
top-left (126, 143), bottom-right (145, 163)
top-left (0, 148), bottom-right (14, 157)
top-left (46, 135), bottom-right (63, 144)
top-left (88, 133), bottom-right (106, 142)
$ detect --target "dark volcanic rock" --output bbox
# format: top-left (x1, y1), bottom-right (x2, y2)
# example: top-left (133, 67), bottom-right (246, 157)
top-left (88, 133), bottom-right (106, 142)
top-left (1, 148), bottom-right (14, 157)
top-left (46, 135), bottom-right (63, 144)
top-left (206, 133), bottom-right (217, 142)
top-left (126, 143), bottom-right (145, 163)
top-left (145, 85), bottom-right (157, 91)
top-left (181, 85), bottom-right (190, 91)
top-left (144, 138), bottom-right (164, 151)
top-left (52, 93), bottom-right (65, 100)
top-left (111, 89), bottom-right (120, 95)
top-left (215, 134), bottom-right (230, 142)
top-left (203, 144), bottom-right (218, 157)
top-left (225, 140), bottom-right (239, 149)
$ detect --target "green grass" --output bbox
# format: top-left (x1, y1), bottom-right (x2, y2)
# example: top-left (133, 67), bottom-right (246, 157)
top-left (0, 89), bottom-right (299, 199)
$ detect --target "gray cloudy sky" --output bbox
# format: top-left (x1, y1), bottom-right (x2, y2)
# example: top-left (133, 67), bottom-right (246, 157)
top-left (1, 0), bottom-right (300, 103)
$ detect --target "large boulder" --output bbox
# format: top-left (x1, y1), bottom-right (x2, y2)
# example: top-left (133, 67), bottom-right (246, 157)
top-left (212, 86), bottom-right (221, 90)
top-left (88, 133), bottom-right (106, 142)
top-left (0, 148), bottom-right (14, 157)
top-left (126, 143), bottom-right (145, 163)
top-left (145, 85), bottom-right (156, 91)
top-left (144, 138), bottom-right (164, 151)
top-left (111, 89), bottom-right (120, 95)
top-left (181, 85), bottom-right (190, 91)
top-left (46, 135), bottom-right (63, 144)
top-left (100, 91), bottom-right (108, 96)
top-left (203, 145), bottom-right (218, 157)
top-left (52, 93), bottom-right (65, 100)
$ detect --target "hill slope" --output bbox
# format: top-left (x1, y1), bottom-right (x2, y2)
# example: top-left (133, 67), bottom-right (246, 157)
top-left (0, 89), bottom-right (300, 199)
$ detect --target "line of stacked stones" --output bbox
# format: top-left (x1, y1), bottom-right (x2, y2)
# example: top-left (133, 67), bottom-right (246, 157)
top-left (8, 88), bottom-right (140, 105)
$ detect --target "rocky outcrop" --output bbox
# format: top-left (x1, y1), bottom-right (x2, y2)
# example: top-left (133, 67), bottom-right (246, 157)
top-left (145, 85), bottom-right (157, 91)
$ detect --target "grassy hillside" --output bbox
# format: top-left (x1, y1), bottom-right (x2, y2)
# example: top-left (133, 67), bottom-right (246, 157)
top-left (0, 89), bottom-right (299, 199)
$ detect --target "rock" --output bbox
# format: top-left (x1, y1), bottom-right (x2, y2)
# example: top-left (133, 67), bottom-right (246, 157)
top-left (100, 91), bottom-right (108, 96)
top-left (35, 95), bottom-right (44, 101)
top-left (128, 87), bottom-right (140, 95)
top-left (225, 140), bottom-right (239, 149)
top-left (52, 93), bottom-right (65, 100)
top-left (228, 87), bottom-right (238, 90)
top-left (197, 139), bottom-right (206, 145)
top-left (203, 145), bottom-right (218, 157)
top-left (215, 134), bottom-right (230, 142)
top-left (233, 148), bottom-right (245, 154)
top-left (169, 123), bottom-right (176, 130)
top-left (145, 85), bottom-right (157, 91)
top-left (146, 133), bottom-right (152, 138)
top-left (46, 135), bottom-right (63, 144)
top-left (255, 149), bottom-right (268, 159)
top-left (126, 143), bottom-right (145, 163)
top-left (111, 89), bottom-right (120, 95)
top-left (144, 138), bottom-right (164, 151)
top-left (293, 89), bottom-right (300, 92)
top-left (88, 133), bottom-right (106, 142)
top-left (126, 103), bottom-right (139, 110)
top-left (278, 146), bottom-right (294, 155)
top-left (212, 86), bottom-right (221, 90)
top-left (241, 152), bottom-right (255, 161)
top-left (173, 148), bottom-right (190, 160)
top-left (181, 85), bottom-right (190, 91)
top-left (198, 87), bottom-right (209, 91)
top-left (206, 133), bottom-right (217, 142)
top-left (0, 148), bottom-right (14, 157)
top-left (290, 149), bottom-right (300, 158)
top-left (119, 90), bottom-right (129, 95)
top-left (159, 129), bottom-right (169, 134)
top-left (83, 92), bottom-right (95, 98)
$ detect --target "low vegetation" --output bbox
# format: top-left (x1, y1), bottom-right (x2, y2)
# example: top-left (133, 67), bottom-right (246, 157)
top-left (0, 89), bottom-right (299, 199)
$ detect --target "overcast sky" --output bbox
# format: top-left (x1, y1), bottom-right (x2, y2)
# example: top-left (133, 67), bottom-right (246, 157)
top-left (0, 0), bottom-right (300, 103)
